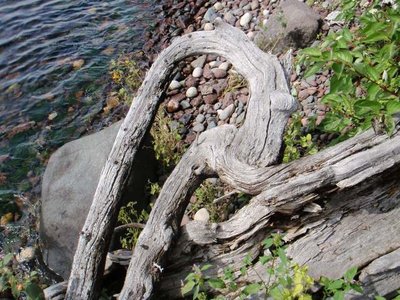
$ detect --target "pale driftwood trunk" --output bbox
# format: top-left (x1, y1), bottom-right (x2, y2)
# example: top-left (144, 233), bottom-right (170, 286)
top-left (65, 19), bottom-right (400, 300)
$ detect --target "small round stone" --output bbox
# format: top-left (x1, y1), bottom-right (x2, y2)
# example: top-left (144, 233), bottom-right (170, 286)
top-left (194, 208), bottom-right (210, 222)
top-left (213, 2), bottom-right (223, 11)
top-left (240, 12), bottom-right (252, 27)
top-left (195, 114), bottom-right (205, 123)
top-left (166, 99), bottom-right (180, 113)
top-left (212, 68), bottom-right (227, 79)
top-left (169, 80), bottom-right (181, 90)
top-left (218, 62), bottom-right (231, 71)
top-left (204, 23), bottom-right (214, 31)
top-left (192, 67), bottom-right (203, 78)
top-left (192, 123), bottom-right (205, 133)
top-left (186, 87), bottom-right (198, 98)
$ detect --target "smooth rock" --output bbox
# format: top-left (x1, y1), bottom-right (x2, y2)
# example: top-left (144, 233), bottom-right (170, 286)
top-left (212, 68), bottom-right (227, 79)
top-left (169, 80), bottom-right (181, 90)
top-left (204, 23), bottom-right (214, 31)
top-left (192, 67), bottom-right (203, 78)
top-left (199, 83), bottom-right (214, 95)
top-left (195, 114), bottom-right (205, 123)
top-left (166, 99), bottom-right (180, 113)
top-left (41, 121), bottom-right (156, 278)
top-left (204, 7), bottom-right (218, 22)
top-left (218, 104), bottom-right (235, 121)
top-left (180, 100), bottom-right (191, 109)
top-left (204, 94), bottom-right (218, 105)
top-left (219, 62), bottom-right (231, 71)
top-left (192, 123), bottom-right (205, 133)
top-left (254, 0), bottom-right (321, 53)
top-left (240, 12), bottom-right (252, 27)
top-left (191, 55), bottom-right (207, 69)
top-left (193, 208), bottom-right (210, 222)
top-left (224, 11), bottom-right (237, 25)
top-left (186, 86), bottom-right (198, 98)
top-left (213, 2), bottom-right (223, 11)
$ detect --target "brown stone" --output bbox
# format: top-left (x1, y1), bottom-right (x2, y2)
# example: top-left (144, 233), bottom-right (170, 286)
top-left (223, 92), bottom-right (234, 107)
top-left (190, 95), bottom-right (203, 107)
top-left (298, 89), bottom-right (310, 100)
top-left (199, 83), bottom-right (214, 95)
top-left (170, 92), bottom-right (186, 102)
top-left (166, 99), bottom-right (180, 113)
top-left (7, 121), bottom-right (36, 139)
top-left (185, 75), bottom-right (199, 88)
top-left (212, 68), bottom-right (227, 79)
top-left (203, 94), bottom-right (218, 105)
top-left (203, 64), bottom-right (212, 79)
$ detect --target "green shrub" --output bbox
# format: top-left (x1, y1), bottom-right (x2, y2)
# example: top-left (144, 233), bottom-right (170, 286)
top-left (298, 0), bottom-right (400, 140)
top-left (0, 253), bottom-right (44, 300)
top-left (181, 233), bottom-right (363, 300)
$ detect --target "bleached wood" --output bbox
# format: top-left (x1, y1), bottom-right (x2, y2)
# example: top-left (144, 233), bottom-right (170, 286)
top-left (66, 18), bottom-right (400, 300)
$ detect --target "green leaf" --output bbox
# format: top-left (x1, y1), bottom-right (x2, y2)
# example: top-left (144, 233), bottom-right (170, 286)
top-left (366, 83), bottom-right (381, 100)
top-left (384, 114), bottom-right (396, 136)
top-left (354, 63), bottom-right (380, 82)
top-left (375, 296), bottom-right (386, 300)
top-left (200, 264), bottom-right (212, 271)
top-left (2, 253), bottom-right (13, 266)
top-left (327, 278), bottom-right (344, 290)
top-left (354, 100), bottom-right (381, 115)
top-left (386, 101), bottom-right (400, 115)
top-left (181, 280), bottom-right (196, 296)
top-left (277, 248), bottom-right (288, 265)
top-left (303, 62), bottom-right (324, 78)
top-left (334, 50), bottom-right (353, 64)
top-left (301, 48), bottom-right (322, 57)
top-left (363, 32), bottom-right (389, 44)
top-left (330, 74), bottom-right (352, 94)
top-left (350, 283), bottom-right (363, 293)
top-left (333, 291), bottom-right (345, 300)
top-left (242, 283), bottom-right (262, 295)
top-left (207, 278), bottom-right (226, 290)
top-left (344, 266), bottom-right (358, 282)
top-left (193, 284), bottom-right (200, 300)
top-left (262, 238), bottom-right (274, 249)
top-left (25, 282), bottom-right (44, 300)
top-left (332, 63), bottom-right (345, 76)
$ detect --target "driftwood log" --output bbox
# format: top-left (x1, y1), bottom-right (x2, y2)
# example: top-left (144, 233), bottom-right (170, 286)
top-left (65, 19), bottom-right (400, 299)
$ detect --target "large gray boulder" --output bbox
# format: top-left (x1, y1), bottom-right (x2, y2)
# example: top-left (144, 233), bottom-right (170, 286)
top-left (255, 0), bottom-right (322, 53)
top-left (40, 121), bottom-right (156, 279)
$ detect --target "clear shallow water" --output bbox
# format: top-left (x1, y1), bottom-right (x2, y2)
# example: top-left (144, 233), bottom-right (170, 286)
top-left (0, 0), bottom-right (157, 211)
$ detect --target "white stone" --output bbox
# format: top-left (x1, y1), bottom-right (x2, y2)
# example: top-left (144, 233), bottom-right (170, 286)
top-left (213, 2), bottom-right (223, 11)
top-left (194, 208), bottom-right (210, 222)
top-left (209, 61), bottom-right (221, 68)
top-left (247, 31), bottom-right (256, 40)
top-left (16, 247), bottom-right (35, 263)
top-left (240, 12), bottom-right (252, 27)
top-left (218, 62), bottom-right (231, 71)
top-left (48, 112), bottom-right (58, 121)
top-left (192, 67), bottom-right (203, 78)
top-left (262, 9), bottom-right (270, 17)
top-left (204, 23), bottom-right (214, 31)
top-left (186, 87), bottom-right (198, 98)
top-left (218, 104), bottom-right (235, 121)
top-left (169, 80), bottom-right (181, 90)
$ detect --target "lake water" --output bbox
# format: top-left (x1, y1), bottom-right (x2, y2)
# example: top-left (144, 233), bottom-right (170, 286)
top-left (0, 0), bottom-right (157, 214)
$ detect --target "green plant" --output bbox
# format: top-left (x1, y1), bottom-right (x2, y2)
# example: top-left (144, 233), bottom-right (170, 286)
top-left (181, 233), bottom-right (363, 300)
top-left (222, 73), bottom-right (247, 96)
top-left (192, 181), bottom-right (225, 222)
top-left (117, 201), bottom-right (150, 249)
top-left (109, 53), bottom-right (143, 105)
top-left (298, 0), bottom-right (400, 140)
top-left (151, 107), bottom-right (186, 170)
top-left (0, 253), bottom-right (44, 299)
top-left (283, 113), bottom-right (318, 163)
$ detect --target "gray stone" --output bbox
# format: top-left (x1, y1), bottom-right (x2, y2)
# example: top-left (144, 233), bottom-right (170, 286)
top-left (218, 104), bottom-right (235, 121)
top-left (192, 123), bottom-right (205, 133)
top-left (195, 114), bottom-right (205, 123)
top-left (224, 11), bottom-right (237, 25)
top-left (169, 80), bottom-right (181, 90)
top-left (186, 86), bottom-right (198, 98)
top-left (204, 7), bottom-right (218, 22)
top-left (190, 55), bottom-right (207, 69)
top-left (254, 0), bottom-right (322, 53)
top-left (213, 2), bottom-right (223, 11)
top-left (180, 100), bottom-right (192, 109)
top-left (207, 121), bottom-right (217, 129)
top-left (41, 121), bottom-right (156, 279)
top-left (204, 23), bottom-right (214, 31)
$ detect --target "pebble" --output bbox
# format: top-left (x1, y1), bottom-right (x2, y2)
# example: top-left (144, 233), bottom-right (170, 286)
top-left (199, 83), bottom-right (214, 95)
top-left (192, 123), bottom-right (205, 133)
top-left (192, 67), bottom-right (203, 78)
top-left (218, 104), bottom-right (235, 121)
top-left (204, 8), bottom-right (218, 22)
top-left (250, 0), bottom-right (259, 10)
top-left (207, 121), bottom-right (217, 129)
top-left (236, 112), bottom-right (245, 124)
top-left (16, 247), bottom-right (35, 263)
top-left (204, 23), bottom-right (214, 31)
top-left (194, 208), bottom-right (210, 222)
top-left (181, 100), bottom-right (191, 109)
top-left (240, 12), bottom-right (252, 27)
top-left (214, 102), bottom-right (222, 110)
top-left (212, 68), bottom-right (227, 79)
top-left (209, 61), bottom-right (221, 68)
top-left (224, 11), bottom-right (237, 25)
top-left (191, 55), bottom-right (207, 69)
top-left (213, 2), bottom-right (223, 11)
top-left (167, 99), bottom-right (180, 113)
top-left (169, 80), bottom-right (181, 90)
top-left (204, 94), bottom-right (218, 105)
top-left (195, 114), bottom-right (205, 123)
top-left (218, 62), bottom-right (231, 71)
top-left (186, 87), bottom-right (198, 98)
top-left (262, 9), bottom-right (270, 17)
